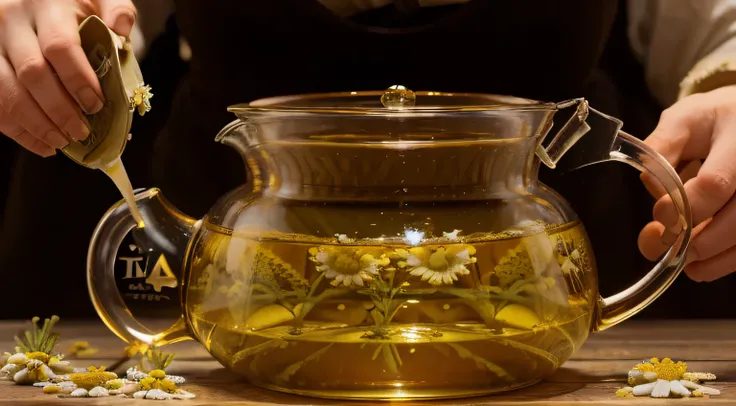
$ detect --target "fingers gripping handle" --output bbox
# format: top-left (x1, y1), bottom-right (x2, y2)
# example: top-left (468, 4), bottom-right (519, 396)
top-left (87, 188), bottom-right (197, 346)
top-left (540, 103), bottom-right (692, 331)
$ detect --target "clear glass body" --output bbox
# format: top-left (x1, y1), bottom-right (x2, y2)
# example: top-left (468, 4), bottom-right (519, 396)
top-left (184, 93), bottom-right (597, 399)
top-left (87, 91), bottom-right (691, 402)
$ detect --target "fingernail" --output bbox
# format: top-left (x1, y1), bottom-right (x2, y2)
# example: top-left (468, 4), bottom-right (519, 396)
top-left (63, 116), bottom-right (91, 141)
top-left (113, 13), bottom-right (136, 36)
top-left (41, 148), bottom-right (56, 158)
top-left (76, 87), bottom-right (104, 114)
top-left (45, 130), bottom-right (69, 149)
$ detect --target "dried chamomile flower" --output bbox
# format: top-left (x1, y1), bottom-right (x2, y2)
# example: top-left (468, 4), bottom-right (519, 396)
top-left (125, 366), bottom-right (194, 399)
top-left (131, 83), bottom-right (153, 116)
top-left (401, 245), bottom-right (476, 286)
top-left (13, 359), bottom-right (55, 384)
top-left (309, 246), bottom-right (390, 287)
top-left (67, 341), bottom-right (99, 358)
top-left (139, 369), bottom-right (178, 393)
top-left (619, 358), bottom-right (721, 398)
top-left (69, 366), bottom-right (118, 389)
top-left (1, 316), bottom-right (76, 385)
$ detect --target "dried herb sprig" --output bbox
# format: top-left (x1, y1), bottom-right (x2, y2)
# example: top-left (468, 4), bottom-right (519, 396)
top-left (14, 316), bottom-right (60, 354)
top-left (142, 348), bottom-right (175, 372)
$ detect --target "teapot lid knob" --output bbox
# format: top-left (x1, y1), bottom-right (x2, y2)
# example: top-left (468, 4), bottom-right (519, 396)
top-left (381, 85), bottom-right (416, 109)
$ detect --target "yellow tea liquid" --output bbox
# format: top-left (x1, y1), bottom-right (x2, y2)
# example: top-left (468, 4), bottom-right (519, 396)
top-left (186, 221), bottom-right (596, 400)
top-left (102, 157), bottom-right (145, 228)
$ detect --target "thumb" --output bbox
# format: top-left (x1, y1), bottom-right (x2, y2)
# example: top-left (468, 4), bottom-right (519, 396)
top-left (95, 0), bottom-right (137, 37)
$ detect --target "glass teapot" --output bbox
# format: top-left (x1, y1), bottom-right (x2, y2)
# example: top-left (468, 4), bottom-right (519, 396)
top-left (87, 88), bottom-right (691, 400)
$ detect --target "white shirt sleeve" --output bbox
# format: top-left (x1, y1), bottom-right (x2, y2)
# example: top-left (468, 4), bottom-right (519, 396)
top-left (628, 0), bottom-right (736, 106)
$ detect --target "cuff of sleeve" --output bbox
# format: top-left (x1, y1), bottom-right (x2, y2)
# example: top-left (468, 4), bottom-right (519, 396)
top-left (678, 56), bottom-right (736, 100)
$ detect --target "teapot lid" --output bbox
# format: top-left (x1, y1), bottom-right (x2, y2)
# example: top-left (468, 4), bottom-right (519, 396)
top-left (229, 85), bottom-right (557, 115)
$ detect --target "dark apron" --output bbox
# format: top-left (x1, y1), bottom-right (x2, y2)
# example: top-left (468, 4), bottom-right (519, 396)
top-left (1, 0), bottom-right (729, 319)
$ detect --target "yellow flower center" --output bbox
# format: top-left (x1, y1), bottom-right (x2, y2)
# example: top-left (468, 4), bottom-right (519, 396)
top-left (428, 249), bottom-right (450, 270)
top-left (70, 366), bottom-right (118, 390)
top-left (632, 357), bottom-right (688, 381)
top-left (139, 374), bottom-right (178, 393)
top-left (25, 352), bottom-right (49, 364)
top-left (149, 369), bottom-right (167, 379)
top-left (332, 253), bottom-right (361, 275)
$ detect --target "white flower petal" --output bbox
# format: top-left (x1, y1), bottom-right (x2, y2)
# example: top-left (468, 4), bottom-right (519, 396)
top-left (406, 255), bottom-right (423, 267)
top-left (651, 379), bottom-right (671, 398)
top-left (88, 386), bottom-right (109, 397)
top-left (7, 353), bottom-right (28, 365)
top-left (455, 250), bottom-right (471, 263)
top-left (146, 389), bottom-right (175, 400)
top-left (315, 251), bottom-right (330, 263)
top-left (409, 267), bottom-right (428, 276)
top-left (71, 388), bottom-right (89, 397)
top-left (633, 381), bottom-right (656, 396)
top-left (428, 273), bottom-right (444, 285)
top-left (363, 266), bottom-right (379, 275)
top-left (352, 274), bottom-right (364, 286)
top-left (325, 269), bottom-right (339, 278)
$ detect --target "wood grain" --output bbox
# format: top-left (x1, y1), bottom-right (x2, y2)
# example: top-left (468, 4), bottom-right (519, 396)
top-left (0, 319), bottom-right (734, 405)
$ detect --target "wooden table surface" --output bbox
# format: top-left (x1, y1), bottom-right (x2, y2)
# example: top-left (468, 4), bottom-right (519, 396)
top-left (0, 319), bottom-right (734, 405)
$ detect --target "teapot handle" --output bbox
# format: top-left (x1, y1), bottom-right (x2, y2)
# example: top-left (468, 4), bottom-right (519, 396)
top-left (592, 130), bottom-right (691, 331)
top-left (87, 188), bottom-right (197, 348)
top-left (540, 101), bottom-right (692, 332)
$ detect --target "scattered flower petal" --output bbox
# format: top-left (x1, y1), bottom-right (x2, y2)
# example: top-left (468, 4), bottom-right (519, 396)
top-left (683, 371), bottom-right (717, 382)
top-left (615, 386), bottom-right (633, 397)
top-left (70, 388), bottom-right (89, 397)
top-left (7, 353), bottom-right (28, 365)
top-left (670, 380), bottom-right (691, 397)
top-left (88, 386), bottom-right (109, 397)
top-left (680, 380), bottom-right (699, 390)
top-left (42, 385), bottom-right (62, 394)
top-left (145, 388), bottom-right (174, 400)
top-left (632, 381), bottom-right (656, 396)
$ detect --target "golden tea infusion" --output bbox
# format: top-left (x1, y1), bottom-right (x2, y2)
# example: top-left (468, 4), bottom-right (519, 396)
top-left (186, 220), bottom-right (596, 399)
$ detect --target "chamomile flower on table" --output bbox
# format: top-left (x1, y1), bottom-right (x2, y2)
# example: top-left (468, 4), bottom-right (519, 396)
top-left (616, 358), bottom-right (721, 398)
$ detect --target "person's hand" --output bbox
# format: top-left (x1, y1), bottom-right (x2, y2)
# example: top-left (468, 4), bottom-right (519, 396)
top-left (638, 85), bottom-right (736, 282)
top-left (0, 0), bottom-right (136, 157)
